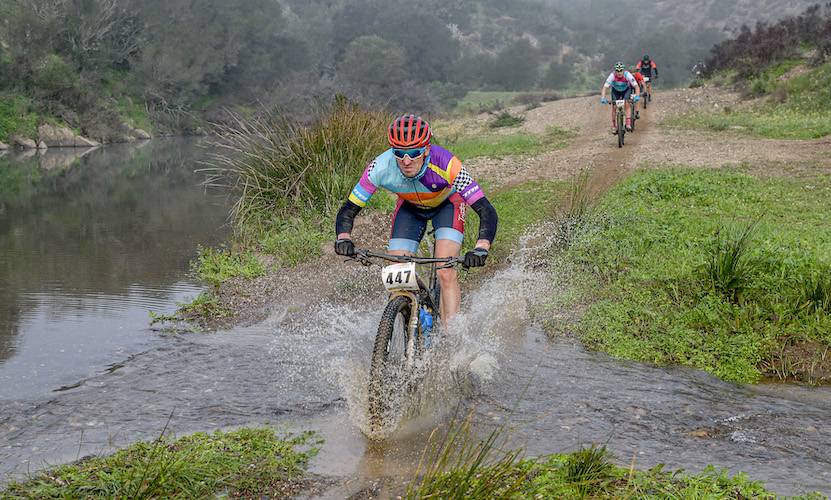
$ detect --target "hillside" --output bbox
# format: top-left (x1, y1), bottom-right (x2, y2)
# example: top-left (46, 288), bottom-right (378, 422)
top-left (0, 0), bottom-right (823, 146)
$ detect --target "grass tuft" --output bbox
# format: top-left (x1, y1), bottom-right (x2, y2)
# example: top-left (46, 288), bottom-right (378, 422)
top-left (406, 414), bottom-right (530, 499)
top-left (797, 269), bottom-right (831, 314)
top-left (2, 428), bottom-right (319, 499)
top-left (703, 221), bottom-right (761, 304)
top-left (562, 445), bottom-right (615, 495)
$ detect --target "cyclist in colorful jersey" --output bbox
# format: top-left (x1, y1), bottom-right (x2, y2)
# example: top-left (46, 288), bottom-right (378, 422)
top-left (630, 66), bottom-right (646, 119)
top-left (600, 62), bottom-right (640, 134)
top-left (636, 55), bottom-right (658, 99)
top-left (334, 114), bottom-right (498, 323)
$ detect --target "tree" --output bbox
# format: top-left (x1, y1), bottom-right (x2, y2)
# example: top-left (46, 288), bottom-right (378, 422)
top-left (339, 35), bottom-right (408, 87)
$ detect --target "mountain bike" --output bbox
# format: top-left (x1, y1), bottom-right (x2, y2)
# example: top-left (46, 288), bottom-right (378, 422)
top-left (348, 237), bottom-right (462, 433)
top-left (630, 94), bottom-right (638, 132)
top-left (610, 98), bottom-right (626, 148)
top-left (642, 76), bottom-right (651, 109)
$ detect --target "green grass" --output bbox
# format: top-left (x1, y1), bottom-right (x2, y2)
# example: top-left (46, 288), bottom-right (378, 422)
top-left (409, 436), bottom-right (782, 499)
top-left (0, 93), bottom-right (40, 142)
top-left (1, 428), bottom-right (319, 499)
top-left (668, 62), bottom-right (831, 139)
top-left (522, 453), bottom-right (777, 499)
top-left (454, 90), bottom-right (521, 113)
top-left (440, 126), bottom-right (574, 160)
top-left (560, 168), bottom-right (831, 383)
top-left (192, 245), bottom-right (266, 287)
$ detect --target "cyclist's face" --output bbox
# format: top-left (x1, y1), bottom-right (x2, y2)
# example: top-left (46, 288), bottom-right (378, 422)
top-left (396, 145), bottom-right (429, 177)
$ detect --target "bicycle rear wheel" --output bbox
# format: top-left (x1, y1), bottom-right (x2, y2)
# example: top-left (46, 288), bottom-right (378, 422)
top-left (368, 296), bottom-right (417, 432)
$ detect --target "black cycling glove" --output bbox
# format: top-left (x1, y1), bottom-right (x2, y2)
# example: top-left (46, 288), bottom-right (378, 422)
top-left (463, 247), bottom-right (489, 268)
top-left (335, 238), bottom-right (355, 257)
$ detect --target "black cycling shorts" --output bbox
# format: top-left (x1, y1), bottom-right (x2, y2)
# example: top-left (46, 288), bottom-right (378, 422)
top-left (611, 87), bottom-right (632, 101)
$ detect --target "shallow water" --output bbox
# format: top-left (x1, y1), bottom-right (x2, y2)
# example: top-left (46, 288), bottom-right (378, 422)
top-left (0, 139), bottom-right (229, 398)
top-left (1, 157), bottom-right (829, 495)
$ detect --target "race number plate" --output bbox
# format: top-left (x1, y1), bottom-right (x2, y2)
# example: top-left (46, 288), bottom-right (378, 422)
top-left (644, 77), bottom-right (650, 82)
top-left (615, 99), bottom-right (626, 108)
top-left (382, 262), bottom-right (418, 291)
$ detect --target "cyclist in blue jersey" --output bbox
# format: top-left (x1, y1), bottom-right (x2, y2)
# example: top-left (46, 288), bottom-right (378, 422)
top-left (334, 115), bottom-right (498, 324)
top-left (600, 62), bottom-right (640, 134)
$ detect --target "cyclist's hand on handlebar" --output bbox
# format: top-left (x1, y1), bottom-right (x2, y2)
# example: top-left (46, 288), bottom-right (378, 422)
top-left (335, 238), bottom-right (355, 257)
top-left (633, 94), bottom-right (640, 102)
top-left (600, 97), bottom-right (608, 105)
top-left (463, 247), bottom-right (489, 268)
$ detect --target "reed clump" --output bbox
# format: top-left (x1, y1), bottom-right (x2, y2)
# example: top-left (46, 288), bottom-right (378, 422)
top-left (204, 96), bottom-right (391, 231)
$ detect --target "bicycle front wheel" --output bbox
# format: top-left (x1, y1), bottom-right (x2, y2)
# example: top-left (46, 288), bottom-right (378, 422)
top-left (368, 296), bottom-right (417, 432)
top-left (617, 111), bottom-right (625, 148)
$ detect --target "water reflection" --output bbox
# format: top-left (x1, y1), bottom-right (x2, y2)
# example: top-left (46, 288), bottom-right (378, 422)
top-left (0, 139), bottom-right (229, 396)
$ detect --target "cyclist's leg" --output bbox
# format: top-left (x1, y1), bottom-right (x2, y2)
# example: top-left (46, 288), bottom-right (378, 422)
top-left (388, 199), bottom-right (428, 257)
top-left (431, 195), bottom-right (465, 322)
top-left (623, 88), bottom-right (633, 129)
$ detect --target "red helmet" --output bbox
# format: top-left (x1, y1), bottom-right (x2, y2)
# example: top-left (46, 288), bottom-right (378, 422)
top-left (388, 114), bottom-right (431, 148)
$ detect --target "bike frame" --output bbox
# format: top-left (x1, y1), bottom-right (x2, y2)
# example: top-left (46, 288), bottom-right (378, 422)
top-left (351, 245), bottom-right (461, 360)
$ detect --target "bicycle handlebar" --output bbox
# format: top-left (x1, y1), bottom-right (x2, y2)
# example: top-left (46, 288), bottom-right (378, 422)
top-left (349, 248), bottom-right (463, 268)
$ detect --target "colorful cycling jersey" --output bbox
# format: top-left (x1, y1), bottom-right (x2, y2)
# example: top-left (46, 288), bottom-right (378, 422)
top-left (348, 145), bottom-right (484, 210)
top-left (632, 71), bottom-right (645, 87)
top-left (605, 71), bottom-right (637, 92)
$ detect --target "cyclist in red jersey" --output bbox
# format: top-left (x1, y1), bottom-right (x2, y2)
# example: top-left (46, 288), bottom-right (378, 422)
top-left (630, 66), bottom-right (645, 119)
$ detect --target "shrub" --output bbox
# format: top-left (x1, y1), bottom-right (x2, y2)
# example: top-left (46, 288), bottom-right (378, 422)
top-left (489, 111), bottom-right (525, 128)
top-left (204, 96), bottom-right (390, 230)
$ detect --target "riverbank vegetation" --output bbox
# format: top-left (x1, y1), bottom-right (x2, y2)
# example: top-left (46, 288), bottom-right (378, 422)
top-left (407, 417), bottom-right (780, 498)
top-left (556, 168), bottom-right (831, 384)
top-left (1, 428), bottom-right (319, 498)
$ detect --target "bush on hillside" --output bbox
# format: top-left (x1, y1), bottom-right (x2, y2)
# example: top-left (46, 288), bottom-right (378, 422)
top-left (705, 4), bottom-right (831, 78)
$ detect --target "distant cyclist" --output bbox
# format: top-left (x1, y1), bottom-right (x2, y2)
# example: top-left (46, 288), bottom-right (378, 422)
top-left (630, 66), bottom-right (646, 119)
top-left (600, 62), bottom-right (640, 134)
top-left (636, 55), bottom-right (658, 99)
top-left (334, 114), bottom-right (498, 324)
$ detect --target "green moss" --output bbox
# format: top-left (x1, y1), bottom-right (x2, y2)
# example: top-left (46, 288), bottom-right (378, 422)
top-left (562, 168), bottom-right (831, 383)
top-left (2, 428), bottom-right (319, 499)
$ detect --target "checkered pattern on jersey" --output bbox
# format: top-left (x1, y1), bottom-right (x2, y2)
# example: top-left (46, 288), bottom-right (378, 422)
top-left (452, 166), bottom-right (473, 192)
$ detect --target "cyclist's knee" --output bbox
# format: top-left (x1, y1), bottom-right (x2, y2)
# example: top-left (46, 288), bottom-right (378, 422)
top-left (437, 267), bottom-right (457, 286)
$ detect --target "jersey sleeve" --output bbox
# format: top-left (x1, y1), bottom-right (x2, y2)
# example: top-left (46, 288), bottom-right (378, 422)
top-left (625, 72), bottom-right (637, 87)
top-left (451, 163), bottom-right (485, 204)
top-left (347, 158), bottom-right (379, 207)
top-left (604, 72), bottom-right (614, 87)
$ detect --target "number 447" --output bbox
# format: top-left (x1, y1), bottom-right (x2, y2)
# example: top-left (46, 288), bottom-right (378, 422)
top-left (386, 270), bottom-right (411, 285)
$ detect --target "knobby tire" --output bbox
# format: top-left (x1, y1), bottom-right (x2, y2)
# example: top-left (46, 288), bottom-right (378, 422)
top-left (617, 108), bottom-right (625, 148)
top-left (368, 295), bottom-right (415, 432)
